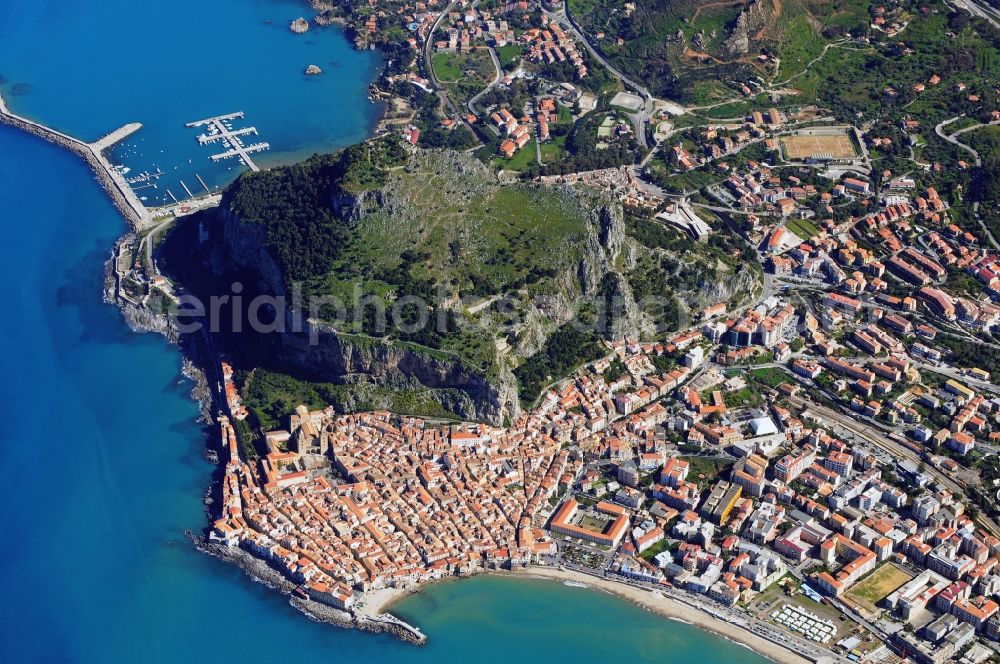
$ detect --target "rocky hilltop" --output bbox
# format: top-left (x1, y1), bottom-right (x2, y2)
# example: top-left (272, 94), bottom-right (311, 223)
top-left (162, 139), bottom-right (760, 425)
top-left (723, 0), bottom-right (774, 57)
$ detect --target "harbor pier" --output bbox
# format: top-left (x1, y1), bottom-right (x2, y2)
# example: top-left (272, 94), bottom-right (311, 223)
top-left (0, 91), bottom-right (151, 229)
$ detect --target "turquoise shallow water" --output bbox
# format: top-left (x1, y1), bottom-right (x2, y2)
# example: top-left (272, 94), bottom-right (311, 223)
top-left (0, 1), bottom-right (769, 662)
top-left (393, 575), bottom-right (771, 662)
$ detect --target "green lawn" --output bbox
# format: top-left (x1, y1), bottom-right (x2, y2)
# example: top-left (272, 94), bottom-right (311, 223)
top-left (493, 137), bottom-right (539, 171)
top-left (539, 135), bottom-right (568, 163)
top-left (432, 52), bottom-right (463, 82)
top-left (786, 218), bottom-right (820, 240)
top-left (681, 456), bottom-right (735, 486)
top-left (723, 386), bottom-right (764, 408)
top-left (496, 44), bottom-right (522, 69)
top-left (640, 537), bottom-right (671, 561)
top-left (578, 514), bottom-right (611, 533)
top-left (436, 49), bottom-right (500, 107)
top-left (750, 367), bottom-right (789, 388)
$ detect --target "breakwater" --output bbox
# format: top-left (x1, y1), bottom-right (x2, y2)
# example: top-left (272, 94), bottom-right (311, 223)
top-left (0, 91), bottom-right (149, 230)
top-left (191, 533), bottom-right (426, 645)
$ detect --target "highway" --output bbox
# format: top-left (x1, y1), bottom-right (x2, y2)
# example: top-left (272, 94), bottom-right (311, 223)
top-left (950, 0), bottom-right (1000, 28)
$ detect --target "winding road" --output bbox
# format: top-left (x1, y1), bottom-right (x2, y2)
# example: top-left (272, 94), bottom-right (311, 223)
top-left (467, 46), bottom-right (504, 115)
top-left (541, 3), bottom-right (657, 148)
top-left (422, 1), bottom-right (471, 123)
top-left (934, 114), bottom-right (1000, 249)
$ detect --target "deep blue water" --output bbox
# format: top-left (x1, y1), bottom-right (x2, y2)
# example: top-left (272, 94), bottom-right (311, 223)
top-left (0, 0), bottom-right (383, 204)
top-left (0, 1), bottom-right (769, 662)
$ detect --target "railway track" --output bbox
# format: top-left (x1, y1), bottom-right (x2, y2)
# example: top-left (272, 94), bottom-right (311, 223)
top-left (788, 396), bottom-right (1000, 540)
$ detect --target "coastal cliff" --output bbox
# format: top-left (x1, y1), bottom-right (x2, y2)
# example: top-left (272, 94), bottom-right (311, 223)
top-left (163, 141), bottom-right (760, 425)
top-left (186, 200), bottom-right (522, 424)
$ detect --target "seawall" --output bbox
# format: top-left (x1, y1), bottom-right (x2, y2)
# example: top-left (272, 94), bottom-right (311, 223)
top-left (0, 92), bottom-right (148, 230)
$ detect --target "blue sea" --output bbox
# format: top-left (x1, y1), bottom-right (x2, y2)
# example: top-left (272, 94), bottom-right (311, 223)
top-left (0, 1), bottom-right (769, 662)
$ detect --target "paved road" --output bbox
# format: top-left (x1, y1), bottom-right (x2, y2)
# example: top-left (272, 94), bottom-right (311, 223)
top-left (788, 395), bottom-right (1000, 540)
top-left (550, 562), bottom-right (848, 663)
top-left (423, 2), bottom-right (454, 89)
top-left (785, 565), bottom-right (887, 641)
top-left (541, 4), bottom-right (656, 148)
top-left (467, 46), bottom-right (503, 115)
top-left (913, 359), bottom-right (1000, 395)
top-left (422, 1), bottom-right (470, 123)
top-left (142, 217), bottom-right (173, 274)
top-left (935, 115), bottom-right (982, 167)
top-left (951, 0), bottom-right (1000, 27)
top-left (934, 115), bottom-right (1000, 249)
top-left (691, 202), bottom-right (759, 216)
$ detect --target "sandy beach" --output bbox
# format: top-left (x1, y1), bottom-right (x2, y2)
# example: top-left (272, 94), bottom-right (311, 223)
top-left (370, 566), bottom-right (813, 663)
top-left (512, 567), bottom-right (812, 664)
top-left (357, 586), bottom-right (412, 618)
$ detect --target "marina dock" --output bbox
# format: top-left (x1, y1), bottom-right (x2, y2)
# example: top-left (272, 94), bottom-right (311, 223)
top-left (197, 126), bottom-right (257, 145)
top-left (185, 111), bottom-right (245, 127)
top-left (187, 112), bottom-right (268, 172)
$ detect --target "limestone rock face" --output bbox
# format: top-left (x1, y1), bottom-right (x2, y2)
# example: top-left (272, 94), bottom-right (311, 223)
top-left (722, 0), bottom-right (771, 57)
top-left (190, 146), bottom-right (762, 423)
top-left (203, 203), bottom-right (519, 424)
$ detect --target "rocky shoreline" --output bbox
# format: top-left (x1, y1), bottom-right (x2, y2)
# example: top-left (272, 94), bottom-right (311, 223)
top-left (190, 532), bottom-right (427, 645)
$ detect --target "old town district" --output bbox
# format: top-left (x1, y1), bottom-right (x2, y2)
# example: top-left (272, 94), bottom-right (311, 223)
top-left (207, 292), bottom-right (1000, 663)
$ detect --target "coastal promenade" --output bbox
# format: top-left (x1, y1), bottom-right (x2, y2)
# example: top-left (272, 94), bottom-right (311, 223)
top-left (0, 91), bottom-right (151, 230)
top-left (517, 567), bottom-right (826, 664)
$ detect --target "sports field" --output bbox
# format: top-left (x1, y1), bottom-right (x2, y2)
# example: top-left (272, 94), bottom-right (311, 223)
top-left (845, 564), bottom-right (913, 613)
top-left (781, 133), bottom-right (857, 159)
top-left (610, 91), bottom-right (644, 112)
